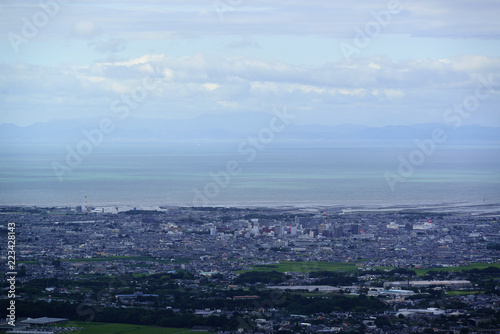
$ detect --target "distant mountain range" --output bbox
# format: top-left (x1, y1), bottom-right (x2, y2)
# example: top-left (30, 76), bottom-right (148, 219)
top-left (1, 112), bottom-right (499, 143)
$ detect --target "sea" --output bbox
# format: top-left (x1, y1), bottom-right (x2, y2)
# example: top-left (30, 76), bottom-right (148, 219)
top-left (1, 140), bottom-right (499, 211)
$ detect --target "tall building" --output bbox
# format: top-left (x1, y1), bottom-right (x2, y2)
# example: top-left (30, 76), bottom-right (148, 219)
top-left (335, 225), bottom-right (344, 237)
top-left (294, 216), bottom-right (307, 228)
top-left (351, 224), bottom-right (360, 235)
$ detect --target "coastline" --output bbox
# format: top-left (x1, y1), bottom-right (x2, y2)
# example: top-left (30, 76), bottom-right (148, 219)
top-left (1, 200), bottom-right (499, 216)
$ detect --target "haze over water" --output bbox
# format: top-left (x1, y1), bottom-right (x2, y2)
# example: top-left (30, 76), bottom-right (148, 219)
top-left (1, 142), bottom-right (498, 208)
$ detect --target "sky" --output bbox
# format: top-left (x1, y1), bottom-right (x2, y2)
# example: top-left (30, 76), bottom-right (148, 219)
top-left (1, 0), bottom-right (499, 127)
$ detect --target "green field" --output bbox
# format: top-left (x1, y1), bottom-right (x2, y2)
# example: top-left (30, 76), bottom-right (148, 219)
top-left (56, 322), bottom-right (213, 334)
top-left (242, 261), bottom-right (365, 273)
top-left (446, 290), bottom-right (485, 296)
top-left (414, 262), bottom-right (500, 276)
top-left (61, 256), bottom-right (157, 263)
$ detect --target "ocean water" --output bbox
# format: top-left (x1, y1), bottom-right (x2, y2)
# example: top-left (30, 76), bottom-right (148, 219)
top-left (0, 141), bottom-right (499, 208)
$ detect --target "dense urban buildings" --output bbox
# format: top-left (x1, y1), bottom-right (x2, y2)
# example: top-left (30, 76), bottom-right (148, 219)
top-left (0, 205), bottom-right (499, 333)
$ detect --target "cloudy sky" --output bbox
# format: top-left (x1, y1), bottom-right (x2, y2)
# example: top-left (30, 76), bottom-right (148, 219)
top-left (1, 0), bottom-right (499, 127)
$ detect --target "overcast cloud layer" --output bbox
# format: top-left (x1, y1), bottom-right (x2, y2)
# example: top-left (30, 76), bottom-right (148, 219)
top-left (1, 0), bottom-right (499, 126)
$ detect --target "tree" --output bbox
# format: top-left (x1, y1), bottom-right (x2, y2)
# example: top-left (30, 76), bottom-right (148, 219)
top-left (374, 316), bottom-right (391, 328)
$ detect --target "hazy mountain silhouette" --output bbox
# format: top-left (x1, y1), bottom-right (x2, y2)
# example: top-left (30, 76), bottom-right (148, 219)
top-left (1, 112), bottom-right (499, 143)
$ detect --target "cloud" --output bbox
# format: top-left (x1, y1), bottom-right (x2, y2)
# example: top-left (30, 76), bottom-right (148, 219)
top-left (71, 20), bottom-right (100, 40)
top-left (227, 36), bottom-right (261, 49)
top-left (0, 1), bottom-right (497, 129)
top-left (1, 0), bottom-right (499, 42)
top-left (1, 54), bottom-right (499, 126)
top-left (88, 37), bottom-right (127, 53)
